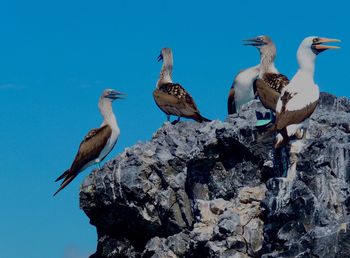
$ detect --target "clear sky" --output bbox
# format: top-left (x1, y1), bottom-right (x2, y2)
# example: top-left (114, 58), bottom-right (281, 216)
top-left (0, 0), bottom-right (348, 257)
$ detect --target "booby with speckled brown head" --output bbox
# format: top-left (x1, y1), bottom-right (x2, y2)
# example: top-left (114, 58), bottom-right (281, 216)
top-left (154, 48), bottom-right (211, 124)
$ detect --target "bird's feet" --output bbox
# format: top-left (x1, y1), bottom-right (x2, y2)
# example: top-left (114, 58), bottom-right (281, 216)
top-left (255, 111), bottom-right (275, 130)
top-left (171, 117), bottom-right (181, 125)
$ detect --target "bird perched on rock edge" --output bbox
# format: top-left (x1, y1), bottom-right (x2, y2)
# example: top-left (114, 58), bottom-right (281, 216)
top-left (154, 48), bottom-right (211, 124)
top-left (53, 89), bottom-right (125, 196)
top-left (274, 36), bottom-right (340, 148)
top-left (227, 35), bottom-right (288, 120)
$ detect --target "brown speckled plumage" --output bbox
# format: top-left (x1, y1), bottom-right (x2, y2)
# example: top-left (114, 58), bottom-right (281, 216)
top-left (153, 82), bottom-right (210, 122)
top-left (158, 83), bottom-right (198, 110)
top-left (154, 48), bottom-right (211, 123)
top-left (255, 73), bottom-right (289, 112)
top-left (262, 73), bottom-right (289, 93)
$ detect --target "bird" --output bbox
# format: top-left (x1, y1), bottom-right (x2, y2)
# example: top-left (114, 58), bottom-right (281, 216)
top-left (251, 36), bottom-right (290, 113)
top-left (153, 48), bottom-right (211, 124)
top-left (227, 35), bottom-right (286, 115)
top-left (227, 65), bottom-right (259, 114)
top-left (274, 36), bottom-right (340, 148)
top-left (53, 89), bottom-right (125, 196)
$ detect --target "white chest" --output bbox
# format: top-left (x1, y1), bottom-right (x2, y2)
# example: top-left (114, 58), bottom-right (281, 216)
top-left (97, 127), bottom-right (120, 162)
top-left (234, 66), bottom-right (259, 111)
top-left (277, 73), bottom-right (319, 113)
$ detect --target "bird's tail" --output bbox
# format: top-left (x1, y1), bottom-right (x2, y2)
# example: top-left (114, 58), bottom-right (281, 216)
top-left (53, 173), bottom-right (78, 196)
top-left (54, 169), bottom-right (69, 182)
top-left (227, 88), bottom-right (236, 115)
top-left (195, 113), bottom-right (212, 123)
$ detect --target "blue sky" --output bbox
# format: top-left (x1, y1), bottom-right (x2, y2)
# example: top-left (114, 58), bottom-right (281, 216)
top-left (0, 0), bottom-right (348, 257)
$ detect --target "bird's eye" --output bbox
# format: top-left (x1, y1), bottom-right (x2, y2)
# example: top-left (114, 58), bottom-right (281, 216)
top-left (313, 38), bottom-right (319, 43)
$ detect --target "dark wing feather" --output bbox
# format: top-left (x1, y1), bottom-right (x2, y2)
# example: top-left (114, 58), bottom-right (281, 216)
top-left (227, 87), bottom-right (236, 114)
top-left (276, 91), bottom-right (318, 131)
top-left (53, 173), bottom-right (79, 196)
top-left (53, 125), bottom-right (112, 196)
top-left (263, 73), bottom-right (289, 93)
top-left (158, 83), bottom-right (199, 112)
top-left (153, 83), bottom-right (209, 122)
top-left (255, 73), bottom-right (289, 112)
top-left (70, 125), bottom-right (112, 173)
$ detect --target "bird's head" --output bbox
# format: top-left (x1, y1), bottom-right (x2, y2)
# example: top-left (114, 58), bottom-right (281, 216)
top-left (300, 36), bottom-right (341, 55)
top-left (243, 35), bottom-right (273, 48)
top-left (296, 36), bottom-right (340, 72)
top-left (243, 35), bottom-right (276, 57)
top-left (157, 48), bottom-right (173, 63)
top-left (101, 89), bottom-right (126, 102)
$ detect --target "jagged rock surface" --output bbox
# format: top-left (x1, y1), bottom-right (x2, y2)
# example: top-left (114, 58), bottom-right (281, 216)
top-left (80, 93), bottom-right (350, 258)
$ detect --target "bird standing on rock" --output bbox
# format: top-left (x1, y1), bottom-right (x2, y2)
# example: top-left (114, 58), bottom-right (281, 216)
top-left (227, 35), bottom-right (288, 120)
top-left (251, 36), bottom-right (289, 114)
top-left (154, 48), bottom-right (211, 124)
top-left (274, 36), bottom-right (340, 148)
top-left (53, 89), bottom-right (125, 196)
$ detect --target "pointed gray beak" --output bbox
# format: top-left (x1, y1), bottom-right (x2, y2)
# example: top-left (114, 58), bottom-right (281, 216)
top-left (242, 37), bottom-right (264, 46)
top-left (157, 53), bottom-right (163, 62)
top-left (107, 90), bottom-right (126, 100)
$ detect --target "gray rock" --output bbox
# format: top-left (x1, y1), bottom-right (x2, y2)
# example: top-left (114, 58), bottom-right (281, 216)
top-left (80, 92), bottom-right (350, 257)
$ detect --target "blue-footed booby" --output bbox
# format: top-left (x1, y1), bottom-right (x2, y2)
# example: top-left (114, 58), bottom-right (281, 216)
top-left (251, 36), bottom-right (290, 113)
top-left (227, 35), bottom-right (287, 115)
top-left (53, 89), bottom-right (125, 196)
top-left (227, 65), bottom-right (259, 114)
top-left (274, 36), bottom-right (340, 148)
top-left (154, 48), bottom-right (211, 124)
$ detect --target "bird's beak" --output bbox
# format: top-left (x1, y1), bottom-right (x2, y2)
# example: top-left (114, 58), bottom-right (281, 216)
top-left (242, 37), bottom-right (264, 46)
top-left (157, 53), bottom-right (163, 62)
top-left (314, 38), bottom-right (341, 50)
top-left (107, 90), bottom-right (126, 100)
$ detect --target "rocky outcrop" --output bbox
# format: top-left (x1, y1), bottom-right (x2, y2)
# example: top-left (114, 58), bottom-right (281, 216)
top-left (80, 93), bottom-right (350, 257)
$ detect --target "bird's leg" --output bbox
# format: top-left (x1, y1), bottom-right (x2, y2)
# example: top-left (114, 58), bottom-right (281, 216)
top-left (287, 139), bottom-right (305, 181)
top-left (302, 128), bottom-right (307, 139)
top-left (171, 116), bottom-right (181, 125)
top-left (270, 110), bottom-right (275, 123)
top-left (97, 162), bottom-right (101, 169)
top-left (255, 110), bottom-right (273, 128)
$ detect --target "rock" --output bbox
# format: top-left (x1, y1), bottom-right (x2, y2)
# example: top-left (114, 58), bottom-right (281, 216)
top-left (80, 92), bottom-right (350, 257)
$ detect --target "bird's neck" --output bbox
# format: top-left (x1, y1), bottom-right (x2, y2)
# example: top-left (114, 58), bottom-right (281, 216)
top-left (259, 47), bottom-right (278, 76)
top-left (99, 100), bottom-right (118, 130)
top-left (297, 50), bottom-right (316, 79)
top-left (157, 57), bottom-right (173, 87)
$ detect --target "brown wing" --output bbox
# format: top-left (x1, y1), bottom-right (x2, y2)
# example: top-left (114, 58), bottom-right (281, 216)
top-left (227, 87), bottom-right (236, 114)
top-left (153, 83), bottom-right (201, 118)
top-left (69, 125), bottom-right (112, 173)
top-left (276, 91), bottom-right (318, 131)
top-left (263, 73), bottom-right (289, 93)
top-left (55, 127), bottom-right (109, 182)
top-left (255, 73), bottom-right (289, 112)
top-left (53, 125), bottom-right (112, 196)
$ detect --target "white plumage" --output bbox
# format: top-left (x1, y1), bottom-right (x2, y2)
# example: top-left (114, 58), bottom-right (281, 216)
top-left (275, 36), bottom-right (340, 147)
top-left (232, 65), bottom-right (259, 111)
